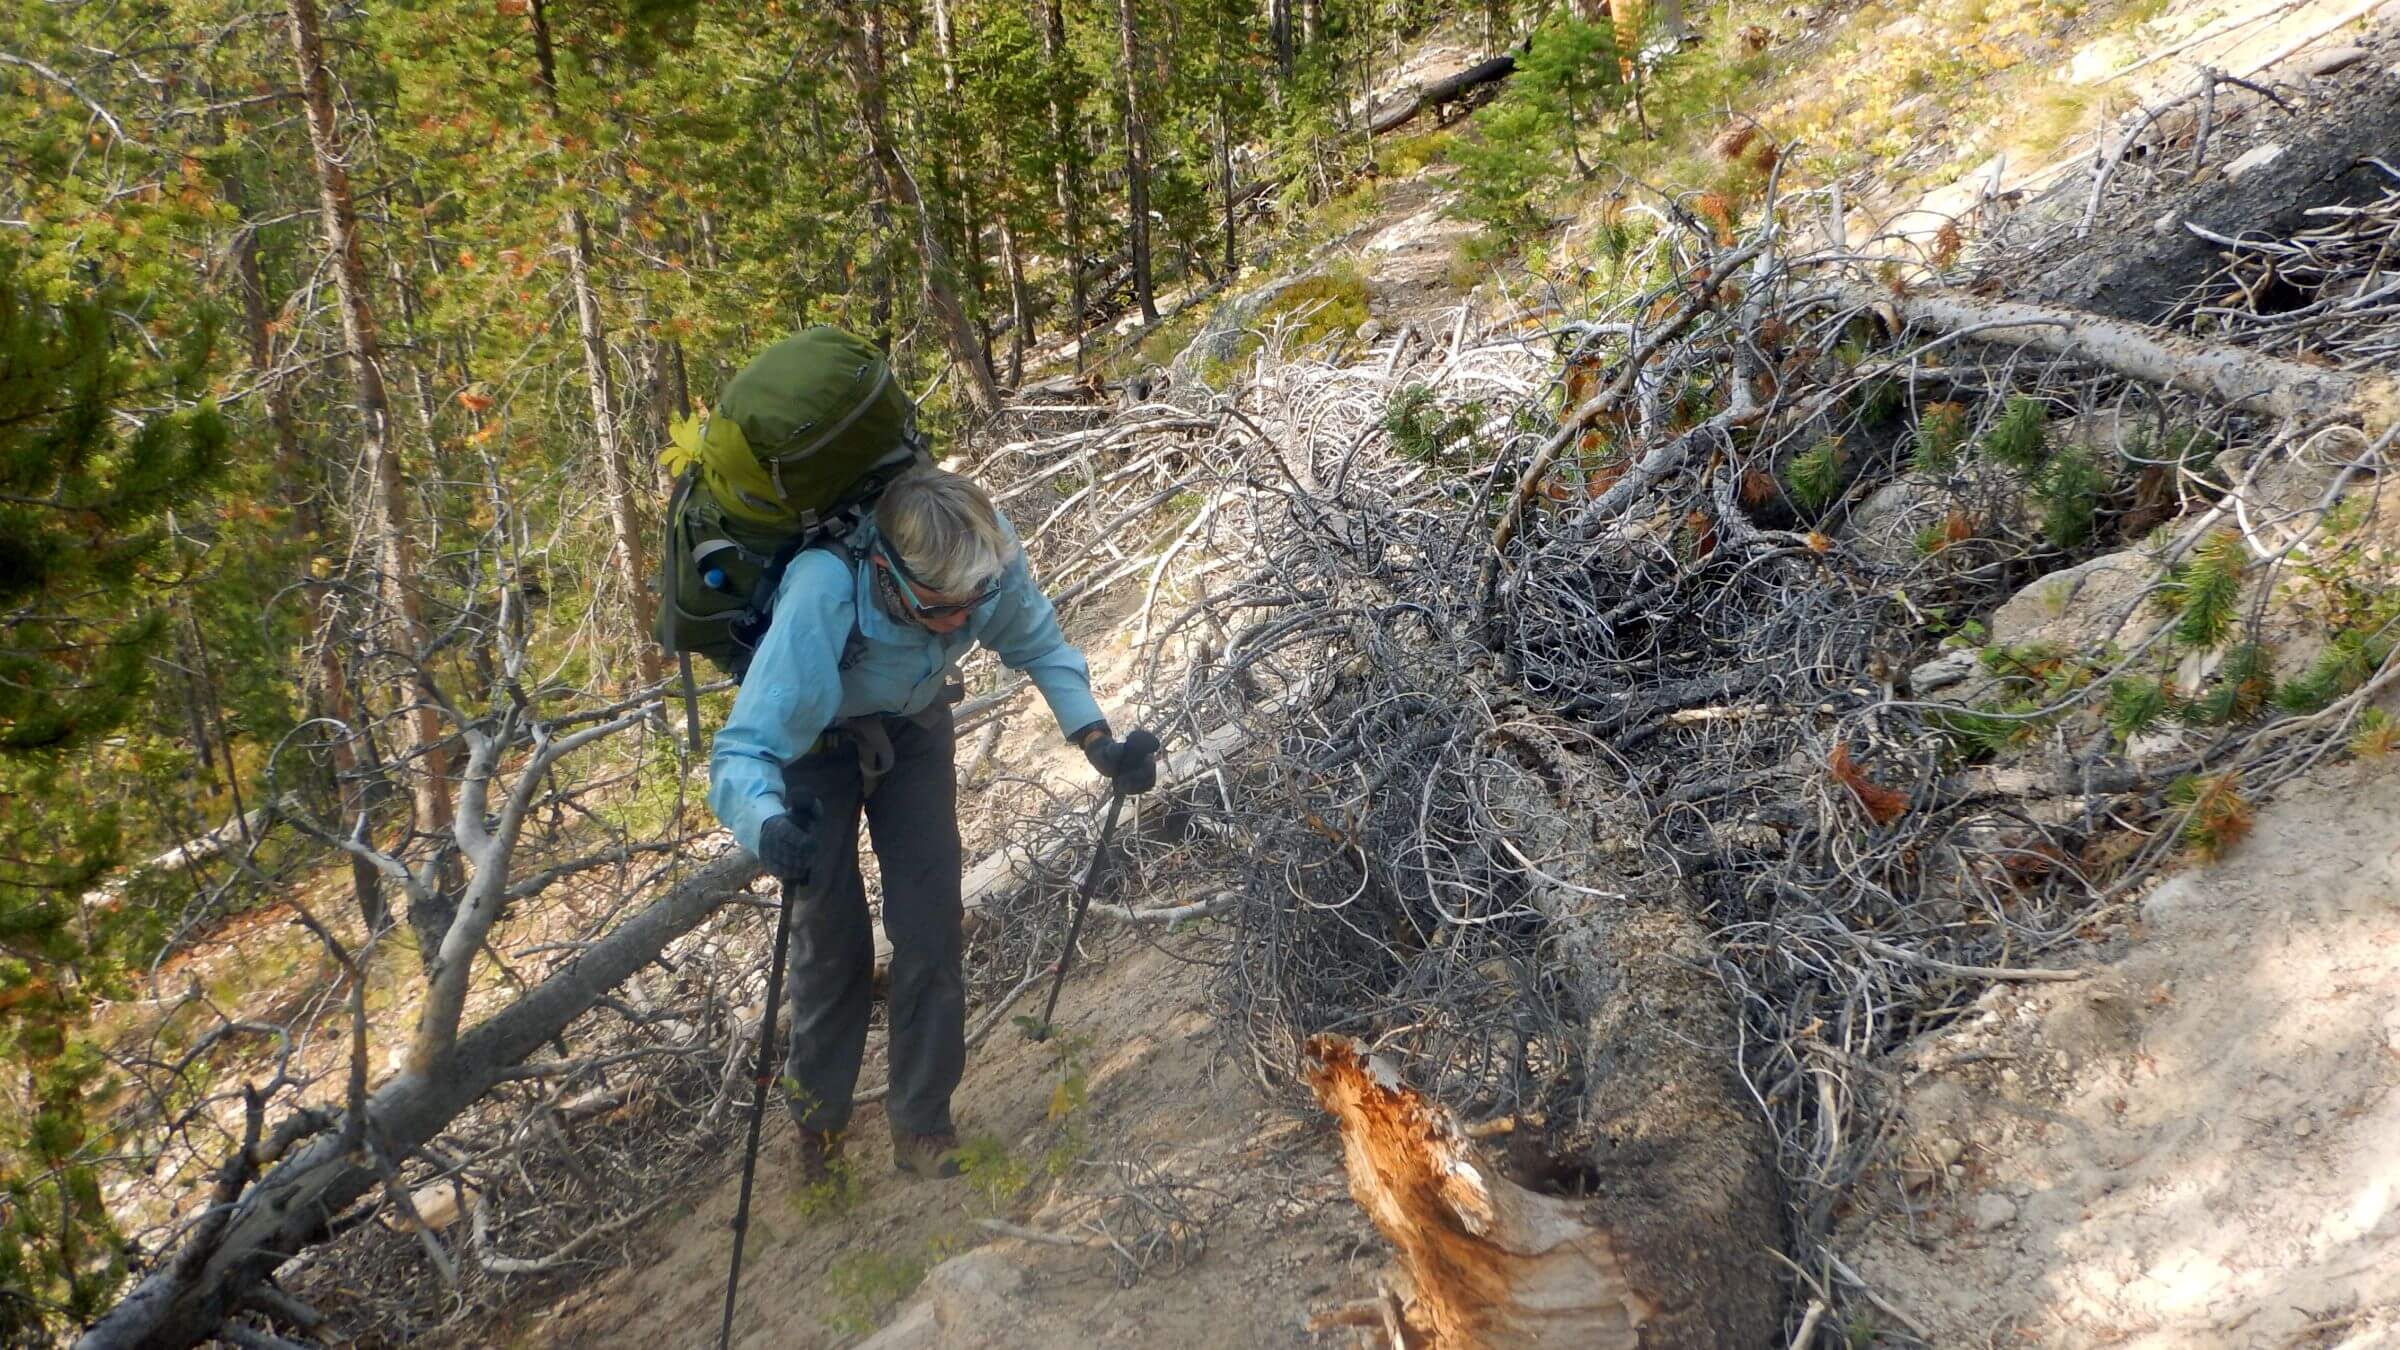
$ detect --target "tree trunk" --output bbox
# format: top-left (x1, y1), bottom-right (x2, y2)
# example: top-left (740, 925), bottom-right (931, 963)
top-left (1839, 282), bottom-right (2400, 434)
top-left (1217, 92), bottom-right (1239, 283)
top-left (74, 852), bottom-right (765, 1350)
top-left (1308, 1038), bottom-right (1659, 1347)
top-left (1040, 0), bottom-right (1089, 368)
top-left (285, 0), bottom-right (456, 857)
top-left (1116, 0), bottom-right (1161, 325)
top-left (836, 0), bottom-right (1003, 419)
top-left (530, 0), bottom-right (663, 687)
top-left (1305, 756), bottom-right (1784, 1348)
top-left (1000, 219), bottom-right (1032, 387)
top-left (217, 166), bottom-right (391, 932)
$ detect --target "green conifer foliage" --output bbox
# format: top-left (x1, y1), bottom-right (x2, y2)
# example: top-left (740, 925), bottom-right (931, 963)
top-left (0, 251), bottom-right (226, 1337)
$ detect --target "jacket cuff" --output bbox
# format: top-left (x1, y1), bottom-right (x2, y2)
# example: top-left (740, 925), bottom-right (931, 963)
top-left (1065, 718), bottom-right (1111, 747)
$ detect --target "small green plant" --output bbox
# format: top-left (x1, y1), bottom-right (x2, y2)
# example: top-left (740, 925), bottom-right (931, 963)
top-left (787, 1151), bottom-right (863, 1221)
top-left (2036, 446), bottom-right (2110, 549)
top-left (1785, 437), bottom-right (1846, 514)
top-left (823, 1247), bottom-right (932, 1337)
top-left (2104, 674), bottom-right (2173, 742)
top-left (2158, 529), bottom-right (2249, 650)
top-left (1979, 395), bottom-right (2050, 473)
top-left (2185, 641), bottom-right (2274, 725)
top-left (955, 1133), bottom-right (1030, 1212)
top-left (1384, 386), bottom-right (1486, 468)
top-left (2274, 627), bottom-right (2397, 713)
top-left (2350, 707), bottom-right (2398, 758)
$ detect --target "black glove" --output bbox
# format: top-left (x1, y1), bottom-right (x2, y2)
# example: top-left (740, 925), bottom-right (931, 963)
top-left (754, 797), bottom-right (821, 883)
top-left (1080, 726), bottom-right (1160, 795)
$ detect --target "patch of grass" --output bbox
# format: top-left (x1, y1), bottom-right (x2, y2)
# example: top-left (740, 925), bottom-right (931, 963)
top-left (1133, 304), bottom-right (1212, 371)
top-left (1446, 227), bottom-right (1515, 290)
top-left (2017, 83), bottom-right (2096, 159)
top-left (1382, 128), bottom-right (1454, 176)
top-left (2351, 708), bottom-right (2398, 758)
top-left (955, 1133), bottom-right (1029, 1213)
top-left (823, 1246), bottom-right (931, 1337)
top-left (1255, 257), bottom-right (1371, 352)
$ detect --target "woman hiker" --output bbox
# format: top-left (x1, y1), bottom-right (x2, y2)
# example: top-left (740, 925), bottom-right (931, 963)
top-left (707, 460), bottom-right (1157, 1184)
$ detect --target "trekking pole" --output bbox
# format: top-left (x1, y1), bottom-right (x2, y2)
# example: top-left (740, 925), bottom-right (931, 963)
top-left (1028, 787), bottom-right (1127, 1043)
top-left (717, 876), bottom-right (797, 1350)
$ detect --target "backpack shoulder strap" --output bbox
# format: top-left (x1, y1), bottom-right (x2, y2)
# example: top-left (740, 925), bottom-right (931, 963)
top-left (726, 530), bottom-right (869, 683)
top-left (806, 535), bottom-right (870, 672)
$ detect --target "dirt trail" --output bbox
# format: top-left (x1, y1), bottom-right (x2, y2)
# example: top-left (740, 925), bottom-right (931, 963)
top-left (505, 943), bottom-right (1374, 1350)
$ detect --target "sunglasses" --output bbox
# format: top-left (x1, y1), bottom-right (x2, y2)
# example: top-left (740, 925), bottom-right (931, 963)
top-left (877, 541), bottom-right (998, 620)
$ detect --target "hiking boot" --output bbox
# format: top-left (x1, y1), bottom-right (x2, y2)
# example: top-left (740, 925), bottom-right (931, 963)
top-left (788, 1127), bottom-right (844, 1190)
top-left (889, 1123), bottom-right (961, 1179)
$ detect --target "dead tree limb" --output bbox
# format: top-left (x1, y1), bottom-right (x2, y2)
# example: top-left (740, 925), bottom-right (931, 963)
top-left (75, 851), bottom-right (761, 1350)
top-left (1842, 283), bottom-right (2400, 433)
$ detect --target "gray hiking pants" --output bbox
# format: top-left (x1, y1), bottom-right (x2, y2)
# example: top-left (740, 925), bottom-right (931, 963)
top-left (778, 705), bottom-right (964, 1137)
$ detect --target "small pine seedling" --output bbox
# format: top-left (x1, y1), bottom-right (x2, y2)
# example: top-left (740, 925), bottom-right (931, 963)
top-left (2167, 769), bottom-right (2252, 862)
top-left (1979, 395), bottom-right (2050, 473)
top-left (1910, 401), bottom-right (1969, 476)
top-left (2036, 446), bottom-right (2110, 549)
top-left (2185, 641), bottom-right (2274, 725)
top-left (2159, 529), bottom-right (2248, 650)
top-left (1786, 437), bottom-right (1846, 514)
top-left (2104, 674), bottom-right (2174, 742)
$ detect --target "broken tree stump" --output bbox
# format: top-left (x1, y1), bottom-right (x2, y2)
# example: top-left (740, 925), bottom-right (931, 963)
top-left (1308, 1037), bottom-right (1653, 1348)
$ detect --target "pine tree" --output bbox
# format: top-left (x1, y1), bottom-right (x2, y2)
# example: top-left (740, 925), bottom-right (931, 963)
top-left (0, 249), bottom-right (227, 1338)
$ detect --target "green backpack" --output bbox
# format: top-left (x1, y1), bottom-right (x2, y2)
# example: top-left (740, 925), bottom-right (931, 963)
top-left (653, 327), bottom-right (928, 683)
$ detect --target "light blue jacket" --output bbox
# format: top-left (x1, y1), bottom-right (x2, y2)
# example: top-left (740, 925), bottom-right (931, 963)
top-left (706, 517), bottom-right (1105, 855)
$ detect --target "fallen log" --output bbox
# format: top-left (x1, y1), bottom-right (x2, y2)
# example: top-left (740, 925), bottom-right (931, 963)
top-left (76, 850), bottom-right (763, 1350)
top-left (1840, 282), bottom-right (2400, 434)
top-left (1304, 758), bottom-right (1784, 1347)
top-left (1368, 54), bottom-right (1518, 136)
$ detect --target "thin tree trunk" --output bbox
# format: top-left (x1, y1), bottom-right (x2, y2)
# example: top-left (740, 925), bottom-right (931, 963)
top-left (530, 0), bottom-right (663, 686)
top-left (221, 183), bottom-right (386, 931)
top-left (1000, 219), bottom-right (1032, 387)
top-left (1217, 92), bottom-right (1239, 282)
top-left (835, 0), bottom-right (1003, 418)
top-left (1116, 0), bottom-right (1161, 325)
top-left (1040, 0), bottom-right (1089, 368)
top-left (285, 0), bottom-right (456, 868)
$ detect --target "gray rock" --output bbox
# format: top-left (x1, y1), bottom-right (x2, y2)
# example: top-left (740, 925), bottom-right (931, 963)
top-left (1910, 649), bottom-right (1978, 694)
top-left (1971, 1193), bottom-right (2019, 1230)
top-left (2223, 143), bottom-right (2288, 182)
top-left (2296, 45), bottom-right (2369, 77)
top-left (1356, 318), bottom-right (1384, 343)
top-left (1987, 549), bottom-right (2160, 651)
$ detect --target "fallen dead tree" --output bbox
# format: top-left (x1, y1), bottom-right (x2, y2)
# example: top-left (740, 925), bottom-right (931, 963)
top-left (1104, 168), bottom-right (2398, 1342)
top-left (79, 846), bottom-right (759, 1349)
top-left (1367, 54), bottom-right (1517, 136)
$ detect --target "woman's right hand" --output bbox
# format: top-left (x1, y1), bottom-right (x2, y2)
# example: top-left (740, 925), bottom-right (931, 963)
top-left (754, 797), bottom-right (821, 883)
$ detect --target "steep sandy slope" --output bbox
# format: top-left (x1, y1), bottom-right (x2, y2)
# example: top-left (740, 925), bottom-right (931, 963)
top-left (1843, 762), bottom-right (2400, 1347)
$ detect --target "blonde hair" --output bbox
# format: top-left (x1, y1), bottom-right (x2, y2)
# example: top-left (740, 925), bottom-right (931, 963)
top-left (874, 466), bottom-right (1017, 594)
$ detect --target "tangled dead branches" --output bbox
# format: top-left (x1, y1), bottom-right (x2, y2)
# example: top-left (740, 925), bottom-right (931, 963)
top-left (1098, 178), bottom-right (2398, 1340)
